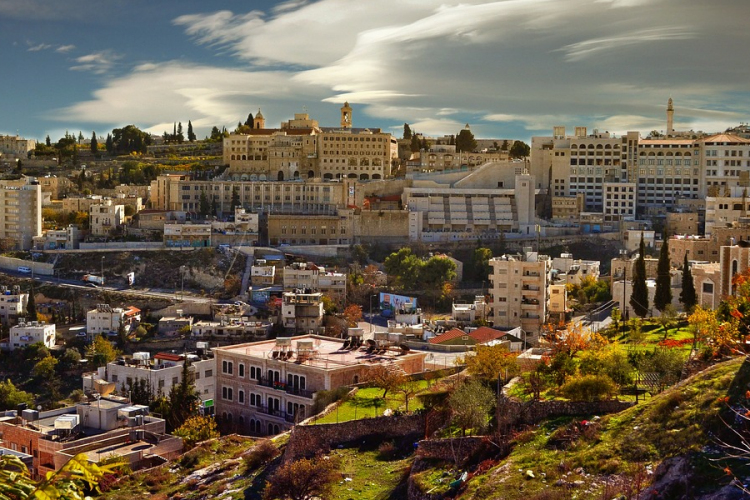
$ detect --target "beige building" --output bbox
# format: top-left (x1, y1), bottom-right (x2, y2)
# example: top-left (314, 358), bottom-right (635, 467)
top-left (163, 223), bottom-right (211, 248)
top-left (419, 141), bottom-right (509, 172)
top-left (86, 304), bottom-right (141, 337)
top-left (33, 224), bottom-right (81, 250)
top-left (223, 104), bottom-right (397, 181)
top-left (281, 290), bottom-right (324, 334)
top-left (0, 134), bottom-right (35, 156)
top-left (611, 255), bottom-right (660, 285)
top-left (548, 284), bottom-right (568, 322)
top-left (551, 253), bottom-right (600, 285)
top-left (666, 211), bottom-right (700, 236)
top-left (551, 194), bottom-right (585, 222)
top-left (268, 214), bottom-right (352, 246)
top-left (668, 236), bottom-right (717, 268)
top-left (38, 176), bottom-right (72, 200)
top-left (488, 250), bottom-right (551, 339)
top-left (0, 178), bottom-right (42, 250)
top-left (719, 242), bottom-right (750, 298)
top-left (691, 262), bottom-right (721, 309)
top-left (191, 316), bottom-right (271, 340)
top-left (212, 335), bottom-right (427, 435)
top-left (5, 321), bottom-right (55, 351)
top-left (603, 182), bottom-right (636, 219)
top-left (89, 200), bottom-right (124, 236)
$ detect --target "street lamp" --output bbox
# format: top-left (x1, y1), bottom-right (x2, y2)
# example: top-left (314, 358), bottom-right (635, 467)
top-left (180, 266), bottom-right (186, 301)
top-left (100, 256), bottom-right (105, 286)
top-left (369, 293), bottom-right (378, 334)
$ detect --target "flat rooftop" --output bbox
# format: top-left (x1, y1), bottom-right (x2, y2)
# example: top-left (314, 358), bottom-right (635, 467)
top-left (214, 335), bottom-right (424, 370)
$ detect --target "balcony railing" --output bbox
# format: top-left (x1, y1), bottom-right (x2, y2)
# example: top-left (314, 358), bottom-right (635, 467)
top-left (258, 377), bottom-right (315, 399)
top-left (253, 404), bottom-right (301, 423)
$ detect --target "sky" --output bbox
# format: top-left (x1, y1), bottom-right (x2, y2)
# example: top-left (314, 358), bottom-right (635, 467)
top-left (2, 0), bottom-right (750, 144)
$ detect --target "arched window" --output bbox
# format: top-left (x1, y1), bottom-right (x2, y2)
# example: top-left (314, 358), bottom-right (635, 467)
top-left (277, 171), bottom-right (284, 181)
top-left (307, 170), bottom-right (315, 179)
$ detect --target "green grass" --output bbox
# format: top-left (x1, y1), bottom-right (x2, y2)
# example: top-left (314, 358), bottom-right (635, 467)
top-left (328, 445), bottom-right (413, 500)
top-left (313, 381), bottom-right (435, 425)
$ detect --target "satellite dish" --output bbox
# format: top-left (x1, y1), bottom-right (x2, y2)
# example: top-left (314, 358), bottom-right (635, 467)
top-left (36, 405), bottom-right (42, 411)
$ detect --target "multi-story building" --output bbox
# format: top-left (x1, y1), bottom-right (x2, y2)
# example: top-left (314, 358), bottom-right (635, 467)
top-left (283, 262), bottom-right (346, 303)
top-left (191, 316), bottom-right (271, 340)
top-left (212, 334), bottom-right (427, 435)
top-left (488, 249), bottom-right (551, 339)
top-left (163, 223), bottom-right (211, 248)
top-left (404, 172), bottom-right (537, 242)
top-left (0, 286), bottom-right (27, 326)
top-left (634, 137), bottom-right (699, 214)
top-left (32, 224), bottom-right (81, 250)
top-left (691, 262), bottom-right (721, 309)
top-left (0, 397), bottom-right (179, 479)
top-left (719, 241), bottom-right (750, 298)
top-left (268, 213), bottom-right (352, 246)
top-left (86, 304), bottom-right (141, 337)
top-left (280, 290), bottom-right (324, 334)
top-left (418, 140), bottom-right (509, 172)
top-left (251, 260), bottom-right (277, 287)
top-left (89, 200), bottom-right (124, 236)
top-left (0, 178), bottom-right (41, 250)
top-left (85, 351), bottom-right (215, 401)
top-left (551, 194), bottom-right (585, 222)
top-left (5, 321), bottom-right (55, 351)
top-left (548, 284), bottom-right (568, 322)
top-left (451, 296), bottom-right (487, 324)
top-left (0, 134), bottom-right (36, 156)
top-left (666, 211), bottom-right (700, 236)
top-left (223, 104), bottom-right (398, 180)
top-left (701, 133), bottom-right (750, 197)
top-left (551, 253), bottom-right (600, 285)
top-left (603, 182), bottom-right (636, 219)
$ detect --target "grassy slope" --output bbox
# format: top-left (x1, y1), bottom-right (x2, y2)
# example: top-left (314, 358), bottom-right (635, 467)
top-left (460, 356), bottom-right (750, 500)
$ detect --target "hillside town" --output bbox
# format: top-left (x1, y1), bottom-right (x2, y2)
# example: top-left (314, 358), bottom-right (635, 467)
top-left (0, 94), bottom-right (750, 498)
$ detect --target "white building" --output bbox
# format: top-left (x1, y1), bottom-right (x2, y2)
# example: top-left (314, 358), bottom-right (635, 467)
top-left (551, 253), bottom-right (601, 286)
top-left (86, 304), bottom-right (141, 336)
top-left (0, 286), bottom-right (27, 325)
top-left (89, 200), bottom-right (124, 236)
top-left (85, 351), bottom-right (215, 402)
top-left (0, 178), bottom-right (42, 250)
top-left (281, 290), bottom-right (324, 333)
top-left (6, 321), bottom-right (55, 351)
top-left (283, 262), bottom-right (346, 303)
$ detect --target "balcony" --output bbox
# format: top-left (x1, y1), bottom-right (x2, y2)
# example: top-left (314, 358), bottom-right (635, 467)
top-left (253, 404), bottom-right (298, 423)
top-left (258, 377), bottom-right (315, 399)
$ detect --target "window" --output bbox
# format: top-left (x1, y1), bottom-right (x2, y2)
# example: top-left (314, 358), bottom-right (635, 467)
top-left (238, 364), bottom-right (245, 378)
top-left (238, 390), bottom-right (245, 404)
top-left (172, 377), bottom-right (178, 385)
top-left (205, 369), bottom-right (213, 378)
top-left (222, 386), bottom-right (233, 401)
top-left (222, 360), bottom-right (233, 375)
top-left (250, 366), bottom-right (261, 380)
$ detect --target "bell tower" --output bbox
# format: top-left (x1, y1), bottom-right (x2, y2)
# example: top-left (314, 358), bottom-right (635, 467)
top-left (253, 108), bottom-right (265, 129)
top-left (666, 98), bottom-right (674, 136)
top-left (340, 102), bottom-right (352, 129)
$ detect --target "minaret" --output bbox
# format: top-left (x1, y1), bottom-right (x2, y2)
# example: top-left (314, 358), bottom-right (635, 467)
top-left (340, 102), bottom-right (352, 129)
top-left (666, 98), bottom-right (674, 136)
top-left (253, 108), bottom-right (265, 129)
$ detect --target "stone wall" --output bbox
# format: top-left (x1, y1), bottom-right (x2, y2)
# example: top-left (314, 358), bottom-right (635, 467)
top-left (497, 398), bottom-right (634, 431)
top-left (284, 413), bottom-right (438, 462)
top-left (415, 436), bottom-right (495, 465)
top-left (0, 256), bottom-right (54, 276)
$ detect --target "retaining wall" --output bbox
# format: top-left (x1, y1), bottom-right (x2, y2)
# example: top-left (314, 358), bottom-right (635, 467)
top-left (0, 256), bottom-right (54, 275)
top-left (497, 398), bottom-right (634, 430)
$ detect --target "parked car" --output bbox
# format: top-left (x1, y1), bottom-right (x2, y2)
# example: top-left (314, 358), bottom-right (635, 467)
top-left (17, 266), bottom-right (31, 274)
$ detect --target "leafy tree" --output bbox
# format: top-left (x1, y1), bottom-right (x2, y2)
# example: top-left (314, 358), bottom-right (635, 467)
top-left (177, 122), bottom-right (184, 144)
top-left (364, 365), bottom-right (405, 399)
top-left (0, 379), bottom-right (33, 410)
top-left (26, 287), bottom-right (36, 321)
top-left (0, 452), bottom-right (120, 500)
top-left (128, 378), bottom-right (152, 406)
top-left (630, 233), bottom-right (650, 317)
top-left (342, 304), bottom-right (362, 327)
top-left (420, 137), bottom-right (429, 150)
top-left (560, 374), bottom-right (617, 402)
top-left (610, 307), bottom-right (622, 335)
top-left (111, 125), bottom-right (151, 154)
top-left (546, 351), bottom-right (578, 386)
top-left (384, 247), bottom-right (422, 289)
top-left (636, 348), bottom-right (687, 392)
top-left (105, 133), bottom-right (114, 153)
top-left (657, 304), bottom-right (677, 340)
top-left (77, 131), bottom-right (84, 144)
top-left (32, 355), bottom-right (58, 380)
top-left (209, 126), bottom-right (223, 142)
top-left (230, 187), bottom-right (241, 211)
top-left (455, 127), bottom-right (477, 153)
top-left (509, 140), bottom-right (530, 158)
top-left (45, 135), bottom-right (51, 147)
top-left (403, 123), bottom-right (412, 140)
top-left (500, 139), bottom-right (509, 151)
top-left (680, 252), bottom-right (697, 312)
top-left (418, 255), bottom-right (457, 291)
top-left (86, 334), bottom-right (119, 368)
top-left (468, 247), bottom-right (492, 282)
top-left (409, 135), bottom-right (421, 153)
top-left (263, 455), bottom-right (341, 500)
top-left (61, 348), bottom-right (82, 370)
top-left (654, 234), bottom-right (672, 312)
top-left (187, 120), bottom-right (196, 142)
top-left (464, 344), bottom-right (519, 382)
top-left (173, 415), bottom-right (219, 450)
top-left (449, 379), bottom-right (495, 436)
top-left (578, 347), bottom-right (633, 386)
top-left (244, 113), bottom-right (254, 127)
top-left (90, 132), bottom-right (98, 154)
top-left (152, 358), bottom-right (200, 430)
top-left (199, 191), bottom-right (211, 218)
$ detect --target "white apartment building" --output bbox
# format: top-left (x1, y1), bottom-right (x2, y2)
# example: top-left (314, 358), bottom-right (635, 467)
top-left (6, 321), bottom-right (55, 351)
top-left (87, 351), bottom-right (215, 401)
top-left (191, 316), bottom-right (272, 340)
top-left (89, 200), bottom-right (124, 236)
top-left (0, 178), bottom-right (42, 250)
top-left (701, 133), bottom-right (750, 197)
top-left (0, 286), bottom-right (27, 325)
top-left (283, 262), bottom-right (346, 303)
top-left (551, 253), bottom-right (601, 286)
top-left (488, 250), bottom-right (551, 340)
top-left (86, 304), bottom-right (141, 336)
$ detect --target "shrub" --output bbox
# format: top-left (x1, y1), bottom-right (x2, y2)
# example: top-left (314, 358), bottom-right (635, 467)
top-left (312, 386), bottom-right (351, 414)
top-left (243, 440), bottom-right (278, 471)
top-left (378, 440), bottom-right (398, 460)
top-left (560, 374), bottom-right (617, 402)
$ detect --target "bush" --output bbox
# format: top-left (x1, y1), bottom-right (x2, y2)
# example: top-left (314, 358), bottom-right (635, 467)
top-left (312, 386), bottom-right (350, 414)
top-left (560, 374), bottom-right (617, 402)
top-left (243, 440), bottom-right (278, 471)
top-left (378, 441), bottom-right (398, 460)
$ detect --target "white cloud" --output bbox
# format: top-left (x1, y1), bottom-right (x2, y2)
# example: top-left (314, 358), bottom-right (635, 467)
top-left (56, 44), bottom-right (76, 53)
top-left (27, 43), bottom-right (52, 52)
top-left (70, 51), bottom-right (121, 74)
top-left (58, 0), bottom-right (750, 140)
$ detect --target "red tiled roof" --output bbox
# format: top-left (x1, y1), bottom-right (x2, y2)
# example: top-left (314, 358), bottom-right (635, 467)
top-left (428, 328), bottom-right (467, 344)
top-left (469, 326), bottom-right (505, 344)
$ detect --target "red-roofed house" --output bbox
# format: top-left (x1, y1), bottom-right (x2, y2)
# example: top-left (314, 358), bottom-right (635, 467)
top-left (428, 326), bottom-right (506, 346)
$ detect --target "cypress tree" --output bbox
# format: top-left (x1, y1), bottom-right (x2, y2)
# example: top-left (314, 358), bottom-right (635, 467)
top-left (630, 232), bottom-right (650, 317)
top-left (654, 232), bottom-right (672, 312)
top-left (680, 252), bottom-right (697, 312)
top-left (26, 287), bottom-right (37, 321)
